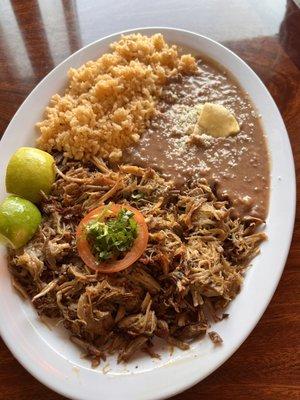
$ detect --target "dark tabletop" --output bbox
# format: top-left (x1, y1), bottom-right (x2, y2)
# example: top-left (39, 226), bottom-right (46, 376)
top-left (0, 1), bottom-right (299, 399)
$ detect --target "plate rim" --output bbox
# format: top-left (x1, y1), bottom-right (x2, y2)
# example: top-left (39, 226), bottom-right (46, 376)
top-left (0, 26), bottom-right (296, 400)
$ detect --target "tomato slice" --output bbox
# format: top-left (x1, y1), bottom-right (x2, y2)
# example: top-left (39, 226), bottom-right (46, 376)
top-left (76, 203), bottom-right (149, 273)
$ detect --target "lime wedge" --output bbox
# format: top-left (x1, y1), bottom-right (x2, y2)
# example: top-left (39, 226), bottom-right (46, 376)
top-left (0, 196), bottom-right (42, 249)
top-left (6, 147), bottom-right (55, 203)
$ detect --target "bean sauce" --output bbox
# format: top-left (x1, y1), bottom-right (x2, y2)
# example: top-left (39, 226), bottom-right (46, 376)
top-left (123, 59), bottom-right (270, 220)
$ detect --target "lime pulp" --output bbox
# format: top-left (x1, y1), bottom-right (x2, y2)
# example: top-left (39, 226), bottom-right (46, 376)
top-left (0, 195), bottom-right (42, 249)
top-left (6, 147), bottom-right (55, 203)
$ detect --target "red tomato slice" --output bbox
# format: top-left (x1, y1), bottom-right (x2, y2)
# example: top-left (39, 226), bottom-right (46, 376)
top-left (76, 203), bottom-right (148, 273)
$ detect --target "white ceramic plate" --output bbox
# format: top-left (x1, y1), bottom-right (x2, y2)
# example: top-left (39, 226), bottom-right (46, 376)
top-left (0, 28), bottom-right (295, 400)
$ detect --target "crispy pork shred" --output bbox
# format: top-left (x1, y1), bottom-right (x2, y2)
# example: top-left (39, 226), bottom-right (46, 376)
top-left (8, 154), bottom-right (266, 364)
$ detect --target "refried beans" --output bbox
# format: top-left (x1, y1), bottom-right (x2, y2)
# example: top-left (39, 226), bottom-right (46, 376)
top-left (122, 58), bottom-right (270, 220)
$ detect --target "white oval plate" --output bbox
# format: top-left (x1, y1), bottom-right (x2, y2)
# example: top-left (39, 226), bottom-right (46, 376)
top-left (0, 28), bottom-right (295, 400)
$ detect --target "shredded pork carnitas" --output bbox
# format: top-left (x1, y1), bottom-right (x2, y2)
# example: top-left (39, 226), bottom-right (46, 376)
top-left (8, 155), bottom-right (266, 364)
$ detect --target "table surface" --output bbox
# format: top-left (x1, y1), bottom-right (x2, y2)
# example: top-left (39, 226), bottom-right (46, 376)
top-left (0, 0), bottom-right (299, 399)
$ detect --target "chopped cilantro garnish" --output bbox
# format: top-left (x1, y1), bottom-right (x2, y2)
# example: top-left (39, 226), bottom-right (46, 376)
top-left (86, 208), bottom-right (138, 262)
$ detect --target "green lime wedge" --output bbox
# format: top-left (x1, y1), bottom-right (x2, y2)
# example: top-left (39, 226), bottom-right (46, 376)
top-left (0, 196), bottom-right (42, 249)
top-left (6, 147), bottom-right (55, 204)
